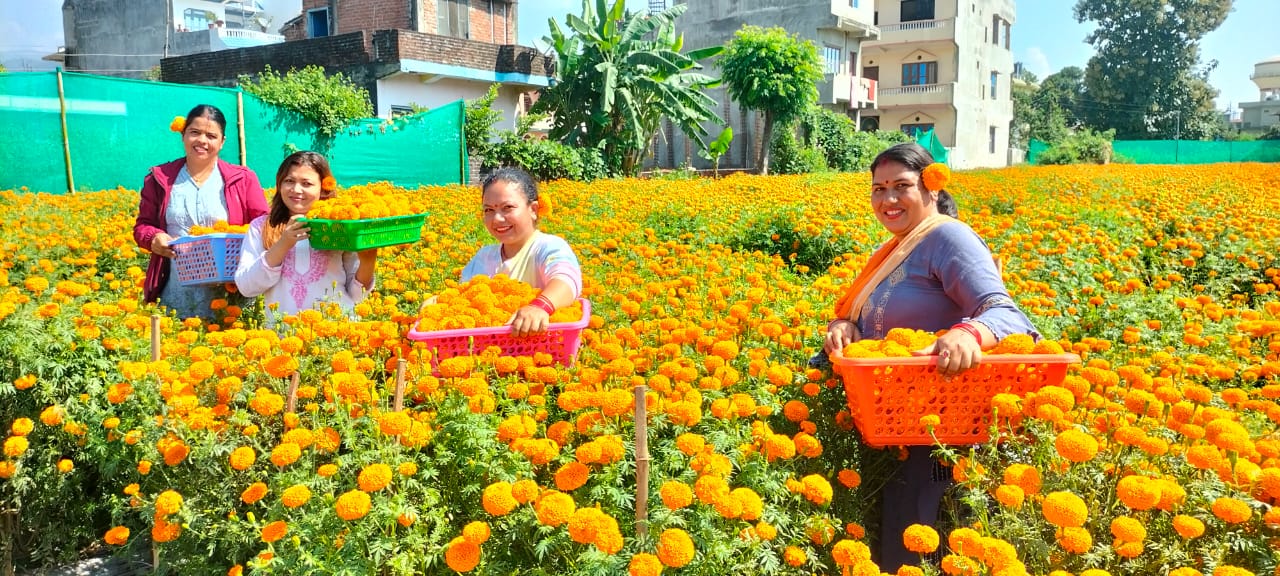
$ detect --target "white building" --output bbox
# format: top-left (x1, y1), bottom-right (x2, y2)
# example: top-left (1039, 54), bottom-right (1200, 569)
top-left (1240, 55), bottom-right (1280, 133)
top-left (860, 0), bottom-right (1015, 168)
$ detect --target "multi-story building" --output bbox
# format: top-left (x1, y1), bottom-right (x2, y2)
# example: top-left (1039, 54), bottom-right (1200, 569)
top-left (1239, 55), bottom-right (1280, 133)
top-left (162, 0), bottom-right (549, 131)
top-left (54, 0), bottom-right (284, 79)
top-left (665, 0), bottom-right (880, 171)
top-left (860, 0), bottom-right (1015, 168)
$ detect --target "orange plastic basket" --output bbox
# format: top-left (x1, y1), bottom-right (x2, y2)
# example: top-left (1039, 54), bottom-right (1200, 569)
top-left (832, 354), bottom-right (1080, 447)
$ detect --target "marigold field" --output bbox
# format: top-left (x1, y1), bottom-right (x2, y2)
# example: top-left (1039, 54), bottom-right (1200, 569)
top-left (2, 165), bottom-right (1279, 576)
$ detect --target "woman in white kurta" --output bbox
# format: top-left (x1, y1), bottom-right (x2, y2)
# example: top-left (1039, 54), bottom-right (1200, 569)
top-left (460, 167), bottom-right (582, 336)
top-left (235, 151), bottom-right (377, 326)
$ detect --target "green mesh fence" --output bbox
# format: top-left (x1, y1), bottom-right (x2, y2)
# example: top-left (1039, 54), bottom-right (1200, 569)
top-left (0, 71), bottom-right (466, 194)
top-left (914, 128), bottom-right (949, 165)
top-left (1028, 138), bottom-right (1280, 165)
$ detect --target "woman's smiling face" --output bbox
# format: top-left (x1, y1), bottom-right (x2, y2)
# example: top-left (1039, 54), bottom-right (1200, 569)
top-left (871, 160), bottom-right (938, 237)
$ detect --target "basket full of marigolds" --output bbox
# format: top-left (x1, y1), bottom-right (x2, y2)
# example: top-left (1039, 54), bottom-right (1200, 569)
top-left (301, 182), bottom-right (428, 251)
top-left (407, 274), bottom-right (591, 369)
top-left (169, 220), bottom-right (250, 286)
top-left (832, 328), bottom-right (1080, 447)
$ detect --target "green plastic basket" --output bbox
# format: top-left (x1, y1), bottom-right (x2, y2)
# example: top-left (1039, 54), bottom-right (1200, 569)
top-left (300, 214), bottom-right (427, 251)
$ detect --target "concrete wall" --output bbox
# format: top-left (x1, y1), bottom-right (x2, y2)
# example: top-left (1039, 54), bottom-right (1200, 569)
top-left (63, 0), bottom-right (170, 79)
top-left (669, 0), bottom-right (876, 171)
top-left (1240, 101), bottom-right (1280, 131)
top-left (376, 74), bottom-right (522, 127)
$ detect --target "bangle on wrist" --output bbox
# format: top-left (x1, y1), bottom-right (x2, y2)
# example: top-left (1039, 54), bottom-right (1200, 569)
top-left (530, 294), bottom-right (555, 315)
top-left (950, 323), bottom-right (983, 346)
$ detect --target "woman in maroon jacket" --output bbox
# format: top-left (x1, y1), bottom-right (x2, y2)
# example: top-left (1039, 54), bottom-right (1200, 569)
top-left (132, 104), bottom-right (269, 322)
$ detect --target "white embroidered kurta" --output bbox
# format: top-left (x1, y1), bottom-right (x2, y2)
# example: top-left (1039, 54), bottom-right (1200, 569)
top-left (234, 215), bottom-right (372, 326)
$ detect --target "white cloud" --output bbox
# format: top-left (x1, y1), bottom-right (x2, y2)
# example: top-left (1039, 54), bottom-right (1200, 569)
top-left (1023, 46), bottom-right (1051, 78)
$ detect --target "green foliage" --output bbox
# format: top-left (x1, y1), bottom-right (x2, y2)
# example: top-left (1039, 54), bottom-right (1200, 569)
top-left (726, 206), bottom-right (857, 274)
top-left (1036, 128), bottom-right (1116, 165)
top-left (796, 108), bottom-right (910, 172)
top-left (1262, 125), bottom-right (1280, 141)
top-left (537, 0), bottom-right (724, 176)
top-left (238, 65), bottom-right (373, 138)
top-left (697, 127), bottom-right (734, 176)
top-left (1012, 67), bottom-right (1085, 148)
top-left (1073, 0), bottom-right (1229, 140)
top-left (769, 126), bottom-right (827, 175)
top-left (719, 25), bottom-right (823, 174)
top-left (465, 84), bottom-right (503, 162)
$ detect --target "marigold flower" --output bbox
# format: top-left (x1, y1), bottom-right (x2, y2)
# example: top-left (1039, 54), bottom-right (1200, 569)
top-left (334, 489), bottom-right (371, 521)
top-left (655, 528), bottom-right (695, 568)
top-left (1110, 516), bottom-right (1146, 542)
top-left (1115, 475), bottom-right (1161, 511)
top-left (318, 463), bottom-right (338, 477)
top-left (782, 545), bottom-right (806, 567)
top-left (1055, 428), bottom-right (1099, 463)
top-left (903, 524), bottom-right (940, 554)
top-left (155, 490), bottom-right (182, 516)
top-left (628, 553), bottom-right (663, 576)
top-left (482, 481), bottom-right (518, 516)
top-left (921, 162), bottom-right (951, 191)
top-left (1055, 526), bottom-right (1093, 554)
top-left (241, 482), bottom-right (268, 505)
top-left (1002, 463), bottom-right (1042, 495)
top-left (229, 446), bottom-right (256, 471)
top-left (358, 463), bottom-right (393, 492)
top-left (1211, 567), bottom-right (1255, 576)
top-left (800, 474), bottom-right (832, 505)
top-left (660, 481), bottom-right (694, 510)
top-left (151, 516), bottom-right (181, 543)
top-left (444, 537), bottom-right (480, 572)
top-left (169, 116), bottom-right (186, 133)
top-left (104, 526), bottom-right (129, 546)
top-left (270, 442), bottom-right (301, 468)
top-left (940, 554), bottom-right (981, 575)
top-left (1042, 491), bottom-right (1089, 528)
top-left (281, 484), bottom-right (311, 508)
top-left (534, 490), bottom-right (575, 527)
top-left (3, 436), bottom-right (28, 458)
top-left (260, 520), bottom-right (288, 543)
top-left (994, 484), bottom-right (1025, 509)
top-left (1210, 497), bottom-right (1251, 524)
top-left (555, 461), bottom-right (590, 492)
top-left (10, 418), bottom-right (33, 437)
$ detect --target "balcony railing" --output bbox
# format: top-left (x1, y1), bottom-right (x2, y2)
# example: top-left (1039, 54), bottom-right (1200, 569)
top-left (879, 83), bottom-right (948, 97)
top-left (217, 28), bottom-right (285, 45)
top-left (1251, 70), bottom-right (1280, 80)
top-left (877, 18), bottom-right (952, 34)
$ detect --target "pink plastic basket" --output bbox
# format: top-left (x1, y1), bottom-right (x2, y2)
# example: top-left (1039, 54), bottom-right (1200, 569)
top-left (169, 233), bottom-right (244, 286)
top-left (406, 299), bottom-right (592, 367)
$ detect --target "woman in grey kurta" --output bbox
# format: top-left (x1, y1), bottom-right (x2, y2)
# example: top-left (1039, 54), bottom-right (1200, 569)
top-left (818, 142), bottom-right (1039, 572)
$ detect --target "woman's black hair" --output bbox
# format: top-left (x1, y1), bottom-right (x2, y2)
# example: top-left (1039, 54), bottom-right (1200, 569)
top-left (480, 166), bottom-right (539, 204)
top-left (184, 104), bottom-right (227, 136)
top-left (870, 142), bottom-right (957, 217)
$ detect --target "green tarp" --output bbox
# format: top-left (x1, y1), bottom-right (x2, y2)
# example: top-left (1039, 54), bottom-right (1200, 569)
top-left (1028, 138), bottom-right (1280, 165)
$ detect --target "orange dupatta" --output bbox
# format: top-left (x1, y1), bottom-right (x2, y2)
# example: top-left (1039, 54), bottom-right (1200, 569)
top-left (833, 213), bottom-right (955, 322)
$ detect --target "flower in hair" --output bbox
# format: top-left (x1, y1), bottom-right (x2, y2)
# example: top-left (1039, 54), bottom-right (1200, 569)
top-left (321, 176), bottom-right (338, 192)
top-left (921, 162), bottom-right (951, 192)
top-left (170, 116), bottom-right (186, 133)
top-left (535, 194), bottom-right (552, 218)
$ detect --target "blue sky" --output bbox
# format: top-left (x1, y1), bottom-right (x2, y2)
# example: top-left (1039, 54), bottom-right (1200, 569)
top-left (4, 0), bottom-right (1275, 110)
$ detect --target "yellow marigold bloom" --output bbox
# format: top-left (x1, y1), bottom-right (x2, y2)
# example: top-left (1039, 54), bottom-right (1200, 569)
top-left (946, 527), bottom-right (981, 555)
top-left (4, 436), bottom-right (28, 457)
top-left (241, 482), bottom-right (268, 505)
top-left (334, 489), bottom-right (371, 521)
top-left (317, 463), bottom-right (338, 477)
top-left (710, 340), bottom-right (739, 360)
top-left (800, 474), bottom-right (832, 506)
top-left (1114, 540), bottom-right (1144, 558)
top-left (1055, 526), bottom-right (1092, 554)
top-left (1042, 491), bottom-right (1089, 528)
top-left (269, 443), bottom-right (301, 468)
top-left (357, 463), bottom-right (393, 492)
top-left (229, 446), bottom-right (255, 471)
top-left (1169, 569), bottom-right (1204, 576)
top-left (1080, 570), bottom-right (1113, 576)
top-left (656, 528), bottom-right (695, 568)
top-left (482, 481), bottom-right (518, 516)
top-left (1210, 497), bottom-right (1251, 524)
top-left (1115, 475), bottom-right (1161, 511)
top-left (1211, 567), bottom-right (1255, 576)
top-left (511, 479), bottom-right (539, 504)
top-left (628, 553), bottom-right (663, 576)
top-left (902, 524), bottom-right (940, 554)
top-left (10, 418), bottom-right (33, 437)
top-left (756, 521), bottom-right (777, 541)
top-left (994, 484), bottom-right (1025, 509)
top-left (992, 333), bottom-right (1035, 354)
top-left (462, 521), bottom-right (490, 544)
top-left (940, 554), bottom-right (981, 576)
top-left (1055, 428), bottom-right (1099, 463)
top-left (660, 481), bottom-right (694, 510)
top-left (555, 462), bottom-right (590, 492)
top-left (919, 414), bottom-right (941, 428)
top-left (154, 490), bottom-right (183, 516)
top-left (260, 520), bottom-right (287, 543)
top-left (137, 460), bottom-right (152, 475)
top-left (1110, 516), bottom-right (1146, 542)
top-left (534, 490), bottom-right (575, 527)
top-left (1264, 507), bottom-right (1280, 528)
top-left (1002, 463), bottom-right (1042, 495)
top-left (782, 545), bottom-right (806, 567)
top-left (378, 411), bottom-right (412, 436)
top-left (397, 461), bottom-right (417, 476)
top-left (281, 484), bottom-right (311, 508)
top-left (281, 428), bottom-right (313, 449)
top-left (732, 487), bottom-right (763, 521)
top-left (831, 539), bottom-right (871, 566)
top-left (104, 526), bottom-right (129, 546)
top-left (444, 537), bottom-right (480, 572)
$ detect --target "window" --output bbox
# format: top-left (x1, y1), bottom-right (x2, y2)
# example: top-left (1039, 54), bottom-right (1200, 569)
top-left (902, 123), bottom-right (934, 137)
top-left (901, 62), bottom-right (937, 86)
top-left (900, 0), bottom-right (935, 22)
top-left (873, 11), bottom-right (878, 25)
top-left (1004, 22), bottom-right (1011, 49)
top-left (390, 105), bottom-right (416, 119)
top-left (990, 71), bottom-right (998, 99)
top-left (307, 8), bottom-right (330, 38)
top-left (850, 0), bottom-right (859, 7)
top-left (822, 46), bottom-right (841, 75)
top-left (992, 16), bottom-right (1000, 45)
top-left (989, 126), bottom-right (997, 154)
top-left (438, 0), bottom-right (469, 39)
top-left (184, 8), bottom-right (211, 31)
top-left (863, 66), bottom-right (879, 81)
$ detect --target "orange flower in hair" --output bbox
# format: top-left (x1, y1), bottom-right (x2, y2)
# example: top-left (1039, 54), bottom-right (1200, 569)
top-left (170, 116), bottom-right (186, 133)
top-left (921, 162), bottom-right (950, 191)
top-left (321, 176), bottom-right (338, 192)
top-left (535, 194), bottom-right (552, 217)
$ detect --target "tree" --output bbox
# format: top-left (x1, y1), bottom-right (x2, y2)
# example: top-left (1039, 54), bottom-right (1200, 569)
top-left (1073, 0), bottom-right (1232, 140)
top-left (1013, 66), bottom-right (1086, 147)
top-left (465, 84), bottom-right (503, 163)
top-left (718, 26), bottom-right (823, 175)
top-left (239, 65), bottom-right (373, 138)
top-left (536, 0), bottom-right (724, 176)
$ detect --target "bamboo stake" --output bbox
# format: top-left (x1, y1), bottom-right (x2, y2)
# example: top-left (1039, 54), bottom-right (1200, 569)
top-left (633, 384), bottom-right (651, 537)
top-left (56, 68), bottom-right (74, 194)
top-left (150, 314), bottom-right (161, 361)
top-left (286, 372), bottom-right (300, 413)
top-left (393, 358), bottom-right (407, 412)
top-left (2, 508), bottom-right (14, 576)
top-left (237, 91), bottom-right (247, 166)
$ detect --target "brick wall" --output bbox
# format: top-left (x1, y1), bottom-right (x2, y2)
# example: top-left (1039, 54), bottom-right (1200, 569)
top-left (465, 0), bottom-right (516, 44)
top-left (160, 32), bottom-right (373, 87)
top-left (373, 29), bottom-right (552, 77)
top-left (280, 16), bottom-right (307, 41)
top-left (419, 0), bottom-right (437, 34)
top-left (336, 0), bottom-right (411, 40)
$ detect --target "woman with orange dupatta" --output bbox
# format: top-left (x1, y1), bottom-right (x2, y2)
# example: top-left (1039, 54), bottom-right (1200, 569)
top-left (821, 143), bottom-right (1039, 571)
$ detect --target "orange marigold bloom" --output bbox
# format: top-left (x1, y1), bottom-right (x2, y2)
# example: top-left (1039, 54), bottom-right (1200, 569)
top-left (151, 516), bottom-right (181, 543)
top-left (1055, 428), bottom-right (1099, 463)
top-left (1172, 514), bottom-right (1205, 539)
top-left (1042, 491), bottom-right (1089, 528)
top-left (104, 526), bottom-right (130, 546)
top-left (3, 436), bottom-right (28, 458)
top-left (462, 521), bottom-right (490, 544)
top-left (903, 524), bottom-right (940, 554)
top-left (334, 489), bottom-right (371, 521)
top-left (1110, 516), bottom-right (1146, 542)
top-left (155, 490), bottom-right (183, 516)
top-left (921, 162), bottom-right (951, 191)
top-left (660, 481), bottom-right (694, 510)
top-left (511, 479), bottom-right (539, 504)
top-left (831, 539), bottom-right (871, 566)
top-left (555, 462), bottom-right (590, 492)
top-left (1210, 497), bottom-right (1251, 524)
top-left (358, 463), bottom-right (393, 492)
top-left (534, 490), bottom-right (576, 527)
top-left (261, 520), bottom-right (288, 543)
top-left (270, 443), bottom-right (301, 468)
top-left (1002, 463), bottom-right (1043, 495)
top-left (318, 463), bottom-right (338, 477)
top-left (800, 474), bottom-right (832, 506)
top-left (782, 545), bottom-right (806, 567)
top-left (229, 446), bottom-right (256, 471)
top-left (444, 537), bottom-right (480, 572)
top-left (656, 528), bottom-right (695, 568)
top-left (1055, 526), bottom-right (1093, 554)
top-left (378, 411), bottom-right (412, 436)
top-left (241, 482), bottom-right (268, 505)
top-left (1115, 475), bottom-right (1162, 511)
top-left (837, 469), bottom-right (862, 489)
top-left (281, 484), bottom-right (311, 508)
top-left (10, 418), bottom-right (33, 437)
top-left (628, 553), bottom-right (663, 576)
top-left (482, 481), bottom-right (518, 516)
top-left (994, 484), bottom-right (1025, 509)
